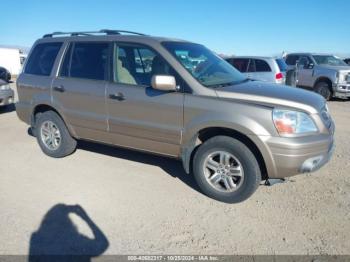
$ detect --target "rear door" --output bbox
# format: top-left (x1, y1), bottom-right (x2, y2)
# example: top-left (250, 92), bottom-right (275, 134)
top-left (51, 42), bottom-right (110, 141)
top-left (106, 43), bottom-right (184, 156)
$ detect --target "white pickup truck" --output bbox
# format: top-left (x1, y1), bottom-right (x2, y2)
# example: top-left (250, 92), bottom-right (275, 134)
top-left (285, 53), bottom-right (350, 100)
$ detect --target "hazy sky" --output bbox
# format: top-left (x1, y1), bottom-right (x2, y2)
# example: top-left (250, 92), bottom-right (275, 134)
top-left (1, 0), bottom-right (349, 56)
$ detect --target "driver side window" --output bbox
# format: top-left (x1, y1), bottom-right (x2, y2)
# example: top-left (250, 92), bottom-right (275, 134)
top-left (114, 44), bottom-right (173, 86)
top-left (298, 56), bottom-right (312, 68)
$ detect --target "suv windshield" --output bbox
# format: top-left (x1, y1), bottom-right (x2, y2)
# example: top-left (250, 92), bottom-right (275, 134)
top-left (312, 55), bottom-right (348, 66)
top-left (162, 42), bottom-right (246, 87)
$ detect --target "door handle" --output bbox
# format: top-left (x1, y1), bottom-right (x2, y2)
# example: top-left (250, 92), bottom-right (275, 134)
top-left (109, 92), bottom-right (125, 101)
top-left (53, 85), bottom-right (65, 93)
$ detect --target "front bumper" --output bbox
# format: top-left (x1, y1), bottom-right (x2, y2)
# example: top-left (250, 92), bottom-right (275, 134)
top-left (258, 124), bottom-right (335, 178)
top-left (0, 88), bottom-right (14, 106)
top-left (334, 83), bottom-right (350, 98)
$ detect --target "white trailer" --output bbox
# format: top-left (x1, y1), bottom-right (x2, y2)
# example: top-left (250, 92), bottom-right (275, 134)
top-left (0, 47), bottom-right (24, 76)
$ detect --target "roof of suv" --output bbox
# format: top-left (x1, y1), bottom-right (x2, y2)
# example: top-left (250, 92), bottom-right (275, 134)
top-left (226, 56), bottom-right (277, 60)
top-left (38, 30), bottom-right (190, 44)
top-left (287, 52), bottom-right (334, 56)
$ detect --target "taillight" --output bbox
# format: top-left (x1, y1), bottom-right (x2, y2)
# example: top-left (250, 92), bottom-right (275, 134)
top-left (275, 72), bottom-right (283, 80)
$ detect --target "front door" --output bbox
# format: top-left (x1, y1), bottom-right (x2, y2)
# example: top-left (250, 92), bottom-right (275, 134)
top-left (296, 56), bottom-right (314, 87)
top-left (106, 43), bottom-right (184, 156)
top-left (52, 42), bottom-right (110, 140)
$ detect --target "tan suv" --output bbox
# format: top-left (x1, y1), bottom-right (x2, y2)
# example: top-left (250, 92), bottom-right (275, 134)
top-left (16, 30), bottom-right (335, 203)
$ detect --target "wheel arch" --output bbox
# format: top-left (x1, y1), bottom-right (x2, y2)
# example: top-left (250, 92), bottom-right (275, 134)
top-left (181, 126), bottom-right (269, 180)
top-left (314, 77), bottom-right (333, 92)
top-left (31, 104), bottom-right (77, 138)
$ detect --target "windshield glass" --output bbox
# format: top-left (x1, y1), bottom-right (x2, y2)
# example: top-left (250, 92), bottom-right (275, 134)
top-left (312, 55), bottom-right (348, 66)
top-left (162, 42), bottom-right (246, 87)
top-left (275, 58), bottom-right (288, 72)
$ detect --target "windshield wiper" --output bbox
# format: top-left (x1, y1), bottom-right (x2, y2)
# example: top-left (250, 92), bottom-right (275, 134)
top-left (206, 78), bottom-right (250, 88)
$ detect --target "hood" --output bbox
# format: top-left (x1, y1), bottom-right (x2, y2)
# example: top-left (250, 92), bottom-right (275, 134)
top-left (215, 80), bottom-right (325, 114)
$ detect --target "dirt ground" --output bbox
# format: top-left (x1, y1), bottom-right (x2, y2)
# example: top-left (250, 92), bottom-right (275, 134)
top-left (0, 83), bottom-right (349, 256)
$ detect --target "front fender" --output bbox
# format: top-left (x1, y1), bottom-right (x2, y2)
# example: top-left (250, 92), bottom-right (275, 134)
top-left (181, 100), bottom-right (277, 174)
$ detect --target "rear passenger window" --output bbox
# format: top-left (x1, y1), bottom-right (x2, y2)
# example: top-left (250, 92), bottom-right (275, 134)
top-left (25, 42), bottom-right (62, 76)
top-left (229, 59), bottom-right (249, 73)
top-left (285, 55), bottom-right (299, 65)
top-left (254, 59), bottom-right (271, 72)
top-left (68, 42), bottom-right (109, 80)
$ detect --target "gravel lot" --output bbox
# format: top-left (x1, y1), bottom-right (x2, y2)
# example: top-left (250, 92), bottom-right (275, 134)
top-left (0, 83), bottom-right (350, 257)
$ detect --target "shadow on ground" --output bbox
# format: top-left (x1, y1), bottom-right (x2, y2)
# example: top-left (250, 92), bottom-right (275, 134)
top-left (26, 130), bottom-right (201, 194)
top-left (0, 103), bottom-right (15, 114)
top-left (77, 140), bottom-right (201, 194)
top-left (29, 204), bottom-right (109, 262)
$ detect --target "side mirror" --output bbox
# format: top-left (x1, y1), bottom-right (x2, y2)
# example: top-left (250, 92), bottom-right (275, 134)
top-left (151, 75), bottom-right (178, 91)
top-left (305, 63), bottom-right (314, 69)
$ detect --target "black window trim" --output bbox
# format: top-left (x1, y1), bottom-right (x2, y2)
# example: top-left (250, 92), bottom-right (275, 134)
top-left (24, 41), bottom-right (63, 77)
top-left (247, 59), bottom-right (255, 73)
top-left (58, 41), bottom-right (112, 82)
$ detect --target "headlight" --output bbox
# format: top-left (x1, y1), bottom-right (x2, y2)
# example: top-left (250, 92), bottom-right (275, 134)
top-left (0, 84), bottom-right (10, 91)
top-left (273, 109), bottom-right (318, 136)
top-left (337, 72), bottom-right (347, 83)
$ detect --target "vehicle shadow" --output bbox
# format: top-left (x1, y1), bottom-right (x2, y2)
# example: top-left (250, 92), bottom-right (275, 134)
top-left (331, 98), bottom-right (350, 102)
top-left (77, 140), bottom-right (201, 194)
top-left (0, 103), bottom-right (15, 113)
top-left (28, 204), bottom-right (109, 262)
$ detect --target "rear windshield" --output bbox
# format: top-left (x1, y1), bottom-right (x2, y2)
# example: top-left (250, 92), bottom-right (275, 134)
top-left (275, 58), bottom-right (288, 71)
top-left (25, 42), bottom-right (62, 76)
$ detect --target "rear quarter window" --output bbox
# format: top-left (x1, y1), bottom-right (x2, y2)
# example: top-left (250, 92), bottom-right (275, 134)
top-left (25, 42), bottom-right (62, 76)
top-left (254, 59), bottom-right (271, 72)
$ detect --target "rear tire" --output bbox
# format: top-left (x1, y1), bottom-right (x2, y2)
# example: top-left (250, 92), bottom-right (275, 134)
top-left (286, 69), bottom-right (297, 86)
top-left (35, 111), bottom-right (77, 158)
top-left (193, 136), bottom-right (261, 203)
top-left (315, 82), bottom-right (332, 101)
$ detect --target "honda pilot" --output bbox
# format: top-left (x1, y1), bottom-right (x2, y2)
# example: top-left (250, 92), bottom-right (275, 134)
top-left (16, 30), bottom-right (335, 203)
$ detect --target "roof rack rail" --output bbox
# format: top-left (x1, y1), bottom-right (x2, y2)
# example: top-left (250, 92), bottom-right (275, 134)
top-left (43, 29), bottom-right (147, 38)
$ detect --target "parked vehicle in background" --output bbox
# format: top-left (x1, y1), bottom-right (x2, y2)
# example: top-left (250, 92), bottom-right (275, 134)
top-left (225, 56), bottom-right (286, 84)
top-left (284, 53), bottom-right (350, 100)
top-left (0, 79), bottom-right (14, 108)
top-left (0, 66), bottom-right (11, 82)
top-left (344, 58), bottom-right (350, 65)
top-left (16, 30), bottom-right (334, 203)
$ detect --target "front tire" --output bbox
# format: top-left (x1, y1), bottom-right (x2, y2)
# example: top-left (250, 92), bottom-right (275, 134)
top-left (35, 111), bottom-right (77, 158)
top-left (315, 82), bottom-right (332, 101)
top-left (193, 136), bottom-right (261, 203)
